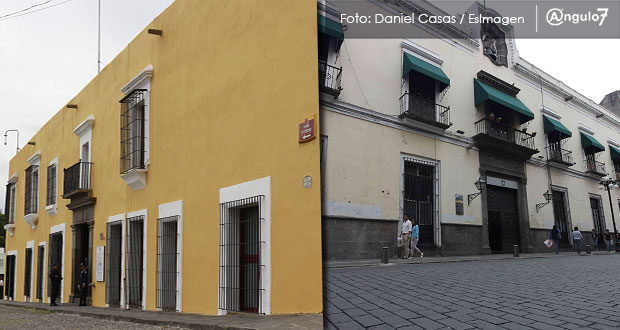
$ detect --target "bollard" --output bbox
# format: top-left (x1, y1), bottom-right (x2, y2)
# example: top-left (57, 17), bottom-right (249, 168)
top-left (586, 244), bottom-right (591, 255)
top-left (381, 247), bottom-right (389, 264)
top-left (513, 245), bottom-right (519, 258)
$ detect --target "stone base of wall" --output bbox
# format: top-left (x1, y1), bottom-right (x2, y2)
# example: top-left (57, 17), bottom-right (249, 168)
top-left (440, 223), bottom-right (489, 256)
top-left (322, 216), bottom-right (399, 260)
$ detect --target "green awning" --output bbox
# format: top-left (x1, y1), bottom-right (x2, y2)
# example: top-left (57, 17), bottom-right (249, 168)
top-left (580, 132), bottom-right (605, 153)
top-left (402, 52), bottom-right (450, 90)
top-left (318, 15), bottom-right (344, 41)
top-left (543, 115), bottom-right (572, 140)
top-left (610, 145), bottom-right (620, 161)
top-left (474, 79), bottom-right (535, 124)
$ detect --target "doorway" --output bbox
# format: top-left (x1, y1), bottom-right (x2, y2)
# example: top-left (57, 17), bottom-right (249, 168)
top-left (590, 198), bottom-right (606, 249)
top-left (157, 216), bottom-right (178, 311)
top-left (403, 160), bottom-right (436, 246)
top-left (240, 205), bottom-right (260, 313)
top-left (552, 191), bottom-right (570, 245)
top-left (48, 233), bottom-right (63, 300)
top-left (5, 255), bottom-right (16, 300)
top-left (487, 185), bottom-right (520, 253)
top-left (36, 245), bottom-right (45, 301)
top-left (106, 222), bottom-right (122, 307)
top-left (24, 248), bottom-right (33, 300)
top-left (72, 223), bottom-right (90, 303)
top-left (126, 216), bottom-right (144, 309)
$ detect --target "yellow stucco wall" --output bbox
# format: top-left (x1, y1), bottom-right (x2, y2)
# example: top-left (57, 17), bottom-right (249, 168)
top-left (5, 0), bottom-right (322, 315)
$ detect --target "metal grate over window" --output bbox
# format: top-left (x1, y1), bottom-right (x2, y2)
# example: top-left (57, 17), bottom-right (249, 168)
top-left (126, 216), bottom-right (144, 309)
top-left (106, 222), bottom-right (122, 306)
top-left (24, 165), bottom-right (39, 215)
top-left (36, 245), bottom-right (45, 300)
top-left (4, 182), bottom-right (16, 224)
top-left (157, 216), bottom-right (179, 311)
top-left (46, 164), bottom-right (57, 206)
top-left (120, 89), bottom-right (147, 174)
top-left (24, 248), bottom-right (33, 297)
top-left (219, 196), bottom-right (265, 314)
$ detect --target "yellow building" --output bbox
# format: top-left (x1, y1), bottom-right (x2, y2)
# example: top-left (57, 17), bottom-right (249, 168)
top-left (3, 0), bottom-right (322, 315)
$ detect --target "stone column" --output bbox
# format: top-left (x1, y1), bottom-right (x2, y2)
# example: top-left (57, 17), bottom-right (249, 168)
top-left (87, 221), bottom-right (94, 305)
top-left (479, 169), bottom-right (491, 254)
top-left (70, 224), bottom-right (79, 303)
top-left (518, 177), bottom-right (533, 253)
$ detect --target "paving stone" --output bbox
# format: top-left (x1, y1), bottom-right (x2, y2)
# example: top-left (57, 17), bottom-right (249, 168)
top-left (368, 324), bottom-right (397, 330)
top-left (435, 318), bottom-right (474, 330)
top-left (409, 317), bottom-right (444, 330)
top-left (326, 313), bottom-right (354, 324)
top-left (392, 309), bottom-right (420, 320)
top-left (379, 315), bottom-right (411, 328)
top-left (469, 312), bottom-right (508, 325)
top-left (369, 308), bottom-right (394, 318)
top-left (357, 315), bottom-right (384, 328)
top-left (332, 321), bottom-right (365, 330)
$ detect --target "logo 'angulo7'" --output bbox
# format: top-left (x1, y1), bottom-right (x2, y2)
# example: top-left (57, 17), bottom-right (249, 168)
top-left (546, 8), bottom-right (609, 26)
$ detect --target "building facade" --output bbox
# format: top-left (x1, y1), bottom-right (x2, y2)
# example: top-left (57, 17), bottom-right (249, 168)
top-left (319, 1), bottom-right (620, 259)
top-left (3, 0), bottom-right (322, 315)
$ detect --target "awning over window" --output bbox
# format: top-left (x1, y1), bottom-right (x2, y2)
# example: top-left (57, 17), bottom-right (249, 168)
top-left (402, 53), bottom-right (450, 90)
top-left (474, 79), bottom-right (534, 124)
top-left (610, 145), bottom-right (620, 161)
top-left (543, 115), bottom-right (572, 140)
top-left (318, 14), bottom-right (344, 41)
top-left (580, 132), bottom-right (605, 153)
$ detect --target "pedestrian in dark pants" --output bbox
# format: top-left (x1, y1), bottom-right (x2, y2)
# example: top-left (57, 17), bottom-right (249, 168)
top-left (604, 230), bottom-right (613, 252)
top-left (572, 227), bottom-right (583, 254)
top-left (78, 263), bottom-right (88, 306)
top-left (49, 264), bottom-right (62, 306)
top-left (591, 229), bottom-right (599, 251)
top-left (550, 225), bottom-right (561, 254)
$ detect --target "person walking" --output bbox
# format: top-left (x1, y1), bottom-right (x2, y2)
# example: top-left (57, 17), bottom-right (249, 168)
top-left (401, 214), bottom-right (412, 259)
top-left (49, 264), bottom-right (62, 306)
top-left (572, 227), bottom-right (583, 254)
top-left (604, 230), bottom-right (613, 252)
top-left (78, 263), bottom-right (88, 306)
top-left (591, 229), bottom-right (599, 251)
top-left (410, 218), bottom-right (423, 258)
top-left (550, 224), bottom-right (561, 254)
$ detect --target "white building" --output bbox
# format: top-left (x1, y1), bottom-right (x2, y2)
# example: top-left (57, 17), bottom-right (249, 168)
top-left (318, 1), bottom-right (620, 259)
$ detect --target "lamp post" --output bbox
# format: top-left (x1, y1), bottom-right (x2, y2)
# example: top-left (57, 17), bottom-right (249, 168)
top-left (4, 129), bottom-right (20, 154)
top-left (536, 190), bottom-right (553, 212)
top-left (598, 176), bottom-right (620, 252)
top-left (468, 176), bottom-right (486, 206)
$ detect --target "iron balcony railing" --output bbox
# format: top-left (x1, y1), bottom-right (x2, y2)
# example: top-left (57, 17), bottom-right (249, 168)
top-left (63, 162), bottom-right (92, 197)
top-left (585, 159), bottom-right (605, 175)
top-left (399, 92), bottom-right (450, 127)
top-left (546, 144), bottom-right (573, 165)
top-left (318, 60), bottom-right (342, 93)
top-left (474, 117), bottom-right (536, 150)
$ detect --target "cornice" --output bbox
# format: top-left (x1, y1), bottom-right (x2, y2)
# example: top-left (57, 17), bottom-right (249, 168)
top-left (121, 64), bottom-right (153, 94)
top-left (541, 107), bottom-right (561, 120)
top-left (400, 40), bottom-right (443, 65)
top-left (27, 150), bottom-right (41, 165)
top-left (577, 124), bottom-right (595, 136)
top-left (477, 70), bottom-right (520, 96)
top-left (73, 115), bottom-right (95, 137)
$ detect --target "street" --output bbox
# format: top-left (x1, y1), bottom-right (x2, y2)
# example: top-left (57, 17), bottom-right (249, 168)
top-left (324, 254), bottom-right (620, 329)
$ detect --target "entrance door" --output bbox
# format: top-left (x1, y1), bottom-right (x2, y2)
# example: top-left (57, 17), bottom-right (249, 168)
top-left (487, 185), bottom-right (520, 253)
top-left (403, 160), bottom-right (435, 246)
top-left (590, 198), bottom-right (606, 249)
top-left (552, 191), bottom-right (570, 245)
top-left (126, 217), bottom-right (144, 309)
top-left (240, 205), bottom-right (260, 313)
top-left (5, 255), bottom-right (16, 299)
top-left (106, 222), bottom-right (122, 307)
top-left (48, 233), bottom-right (63, 299)
top-left (73, 223), bottom-right (90, 302)
top-left (24, 248), bottom-right (33, 299)
top-left (37, 245), bottom-right (45, 300)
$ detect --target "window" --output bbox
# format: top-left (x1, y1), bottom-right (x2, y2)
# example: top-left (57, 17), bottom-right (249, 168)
top-left (46, 164), bottom-right (57, 206)
top-left (120, 89), bottom-right (147, 174)
top-left (4, 182), bottom-right (17, 224)
top-left (24, 165), bottom-right (39, 215)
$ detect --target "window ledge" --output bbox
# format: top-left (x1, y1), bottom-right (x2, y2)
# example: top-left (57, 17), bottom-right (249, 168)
top-left (121, 168), bottom-right (147, 191)
top-left (24, 213), bottom-right (38, 230)
top-left (46, 204), bottom-right (58, 216)
top-left (4, 223), bottom-right (15, 236)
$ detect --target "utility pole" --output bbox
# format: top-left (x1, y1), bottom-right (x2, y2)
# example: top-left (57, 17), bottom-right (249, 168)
top-left (98, 0), bottom-right (101, 73)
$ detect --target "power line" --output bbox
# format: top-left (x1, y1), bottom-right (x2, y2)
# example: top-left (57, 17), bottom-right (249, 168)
top-left (0, 0), bottom-right (73, 21)
top-left (0, 0), bottom-right (54, 19)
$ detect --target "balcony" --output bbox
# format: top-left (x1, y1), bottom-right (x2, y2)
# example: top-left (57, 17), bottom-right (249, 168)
top-left (585, 159), bottom-right (606, 177)
top-left (546, 145), bottom-right (574, 167)
top-left (399, 92), bottom-right (451, 130)
top-left (63, 162), bottom-right (92, 199)
top-left (318, 60), bottom-right (342, 97)
top-left (472, 117), bottom-right (539, 161)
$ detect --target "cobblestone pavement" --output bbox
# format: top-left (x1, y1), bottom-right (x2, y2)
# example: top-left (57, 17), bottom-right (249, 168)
top-left (324, 254), bottom-right (620, 329)
top-left (0, 304), bottom-right (188, 330)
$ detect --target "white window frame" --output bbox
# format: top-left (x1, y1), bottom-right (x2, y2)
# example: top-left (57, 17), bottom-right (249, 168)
top-left (45, 157), bottom-right (59, 216)
top-left (126, 209), bottom-right (148, 310)
top-left (120, 65), bottom-right (153, 191)
top-left (49, 223), bottom-right (66, 304)
top-left (25, 240), bottom-right (35, 302)
top-left (157, 200), bottom-right (183, 312)
top-left (218, 177), bottom-right (272, 315)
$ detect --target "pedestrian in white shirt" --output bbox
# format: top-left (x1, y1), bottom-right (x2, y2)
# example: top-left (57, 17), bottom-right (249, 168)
top-left (401, 214), bottom-right (412, 259)
top-left (572, 227), bottom-right (583, 254)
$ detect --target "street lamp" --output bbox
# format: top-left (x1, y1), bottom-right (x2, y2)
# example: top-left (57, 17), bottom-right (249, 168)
top-left (598, 176), bottom-right (620, 252)
top-left (4, 129), bottom-right (20, 154)
top-left (536, 190), bottom-right (553, 212)
top-left (468, 176), bottom-right (486, 206)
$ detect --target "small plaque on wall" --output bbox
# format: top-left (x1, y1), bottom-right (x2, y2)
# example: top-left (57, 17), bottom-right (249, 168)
top-left (455, 194), bottom-right (464, 215)
top-left (96, 246), bottom-right (105, 282)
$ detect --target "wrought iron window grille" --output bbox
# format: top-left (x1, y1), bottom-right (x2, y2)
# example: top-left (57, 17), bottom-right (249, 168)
top-left (24, 165), bottom-right (39, 215)
top-left (46, 164), bottom-right (57, 206)
top-left (157, 215), bottom-right (180, 311)
top-left (126, 216), bottom-right (144, 309)
top-left (120, 89), bottom-right (147, 174)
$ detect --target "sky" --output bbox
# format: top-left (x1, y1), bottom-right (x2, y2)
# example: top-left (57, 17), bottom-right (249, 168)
top-left (0, 0), bottom-right (619, 212)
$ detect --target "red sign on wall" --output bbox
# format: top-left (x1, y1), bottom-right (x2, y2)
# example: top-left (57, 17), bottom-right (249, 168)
top-left (299, 117), bottom-right (316, 143)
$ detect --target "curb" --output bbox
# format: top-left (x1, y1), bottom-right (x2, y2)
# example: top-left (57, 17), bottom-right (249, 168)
top-left (0, 301), bottom-right (254, 330)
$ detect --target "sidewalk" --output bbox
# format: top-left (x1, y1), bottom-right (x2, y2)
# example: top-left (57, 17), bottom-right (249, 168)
top-left (324, 250), bottom-right (617, 269)
top-left (0, 300), bottom-right (322, 330)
